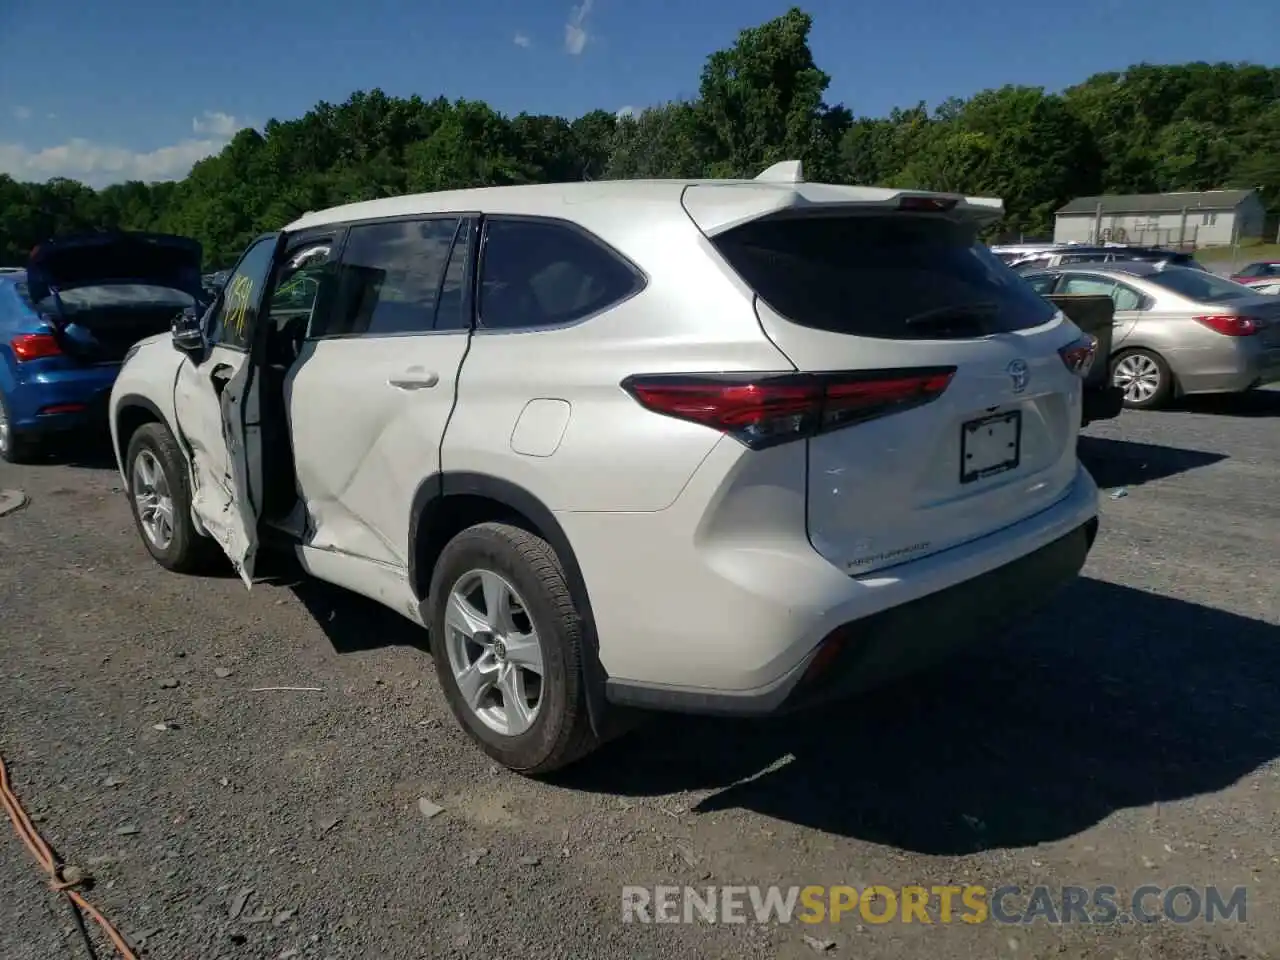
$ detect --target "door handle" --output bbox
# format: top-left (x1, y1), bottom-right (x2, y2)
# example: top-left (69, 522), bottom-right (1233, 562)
top-left (388, 369), bottom-right (439, 390)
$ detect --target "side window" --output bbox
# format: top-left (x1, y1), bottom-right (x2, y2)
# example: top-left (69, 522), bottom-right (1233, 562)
top-left (207, 237), bottom-right (279, 350)
top-left (1024, 274), bottom-right (1058, 296)
top-left (270, 238), bottom-right (336, 338)
top-left (478, 219), bottom-right (641, 331)
top-left (1058, 275), bottom-right (1116, 298)
top-left (318, 217), bottom-right (461, 338)
top-left (1112, 283), bottom-right (1143, 311)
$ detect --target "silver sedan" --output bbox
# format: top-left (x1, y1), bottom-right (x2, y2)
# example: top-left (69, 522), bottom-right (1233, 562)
top-left (1021, 262), bottom-right (1280, 409)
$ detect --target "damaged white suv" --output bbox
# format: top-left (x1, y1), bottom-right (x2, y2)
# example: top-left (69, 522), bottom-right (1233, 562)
top-left (110, 162), bottom-right (1100, 774)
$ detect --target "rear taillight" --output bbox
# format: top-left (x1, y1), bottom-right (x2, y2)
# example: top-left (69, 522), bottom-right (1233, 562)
top-left (1058, 334), bottom-right (1097, 378)
top-left (897, 195), bottom-right (958, 213)
top-left (620, 368), bottom-right (956, 450)
top-left (10, 333), bottom-right (62, 362)
top-left (1193, 315), bottom-right (1259, 337)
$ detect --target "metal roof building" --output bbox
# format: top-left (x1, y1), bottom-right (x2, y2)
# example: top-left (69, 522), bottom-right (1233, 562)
top-left (1053, 189), bottom-right (1265, 248)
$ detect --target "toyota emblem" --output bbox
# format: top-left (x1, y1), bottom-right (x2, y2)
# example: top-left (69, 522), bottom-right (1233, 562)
top-left (1007, 359), bottom-right (1029, 394)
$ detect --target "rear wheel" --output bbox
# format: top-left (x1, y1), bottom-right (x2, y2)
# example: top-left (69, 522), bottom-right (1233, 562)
top-left (0, 391), bottom-right (39, 464)
top-left (1111, 349), bottom-right (1172, 410)
top-left (427, 521), bottom-right (601, 775)
top-left (125, 422), bottom-right (219, 573)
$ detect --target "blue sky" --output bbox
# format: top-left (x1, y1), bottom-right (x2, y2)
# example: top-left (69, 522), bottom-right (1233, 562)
top-left (0, 0), bottom-right (1275, 187)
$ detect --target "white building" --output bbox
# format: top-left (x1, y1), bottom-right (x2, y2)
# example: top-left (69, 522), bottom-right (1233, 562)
top-left (1053, 189), bottom-right (1266, 249)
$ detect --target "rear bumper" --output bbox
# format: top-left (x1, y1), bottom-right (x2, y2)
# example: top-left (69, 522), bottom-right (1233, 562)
top-left (775, 517), bottom-right (1096, 712)
top-left (1175, 342), bottom-right (1280, 395)
top-left (3, 366), bottom-right (117, 436)
top-left (602, 464), bottom-right (1100, 716)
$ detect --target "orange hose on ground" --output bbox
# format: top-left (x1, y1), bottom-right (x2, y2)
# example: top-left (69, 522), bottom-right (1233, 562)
top-left (0, 755), bottom-right (140, 960)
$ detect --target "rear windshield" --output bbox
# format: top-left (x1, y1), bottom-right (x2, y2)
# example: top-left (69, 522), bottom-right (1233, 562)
top-left (16, 282), bottom-right (190, 313)
top-left (713, 214), bottom-right (1057, 340)
top-left (1143, 268), bottom-right (1255, 304)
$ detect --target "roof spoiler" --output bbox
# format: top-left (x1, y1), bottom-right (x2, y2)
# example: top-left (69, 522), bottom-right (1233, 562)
top-left (683, 166), bottom-right (1006, 236)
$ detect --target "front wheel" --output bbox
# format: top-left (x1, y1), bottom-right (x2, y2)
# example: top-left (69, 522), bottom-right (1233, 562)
top-left (125, 422), bottom-right (220, 573)
top-left (1111, 349), bottom-right (1173, 410)
top-left (427, 522), bottom-right (601, 775)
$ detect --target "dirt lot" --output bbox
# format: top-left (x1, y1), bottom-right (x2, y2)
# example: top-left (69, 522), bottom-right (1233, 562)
top-left (2, 391), bottom-right (1278, 960)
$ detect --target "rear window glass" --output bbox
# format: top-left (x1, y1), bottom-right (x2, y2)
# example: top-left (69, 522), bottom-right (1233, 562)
top-left (713, 215), bottom-right (1057, 339)
top-left (1145, 267), bottom-right (1254, 303)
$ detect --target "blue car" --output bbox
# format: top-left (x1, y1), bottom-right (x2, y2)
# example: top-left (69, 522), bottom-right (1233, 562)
top-left (0, 232), bottom-right (204, 463)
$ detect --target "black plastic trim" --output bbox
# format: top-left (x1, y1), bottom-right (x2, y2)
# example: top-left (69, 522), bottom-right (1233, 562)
top-left (407, 470), bottom-right (609, 737)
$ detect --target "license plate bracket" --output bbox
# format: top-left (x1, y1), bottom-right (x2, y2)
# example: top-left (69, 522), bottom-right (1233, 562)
top-left (961, 410), bottom-right (1022, 484)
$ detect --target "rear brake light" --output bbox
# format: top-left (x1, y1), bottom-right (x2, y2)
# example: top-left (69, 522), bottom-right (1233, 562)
top-left (897, 195), bottom-right (958, 213)
top-left (1193, 315), bottom-right (1258, 337)
top-left (621, 368), bottom-right (956, 450)
top-left (10, 333), bottom-right (62, 362)
top-left (1058, 334), bottom-right (1097, 378)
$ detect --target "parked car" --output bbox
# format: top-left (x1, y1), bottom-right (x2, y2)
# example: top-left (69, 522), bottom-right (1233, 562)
top-left (109, 166), bottom-right (1100, 774)
top-left (1229, 260), bottom-right (1280, 284)
top-left (1001, 244), bottom-right (1205, 274)
top-left (1242, 277), bottom-right (1280, 296)
top-left (1021, 262), bottom-right (1280, 410)
top-left (0, 232), bottom-right (204, 463)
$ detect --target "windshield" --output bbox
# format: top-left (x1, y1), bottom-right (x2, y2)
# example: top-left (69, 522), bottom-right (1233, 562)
top-left (17, 282), bottom-right (191, 313)
top-left (1143, 268), bottom-right (1257, 304)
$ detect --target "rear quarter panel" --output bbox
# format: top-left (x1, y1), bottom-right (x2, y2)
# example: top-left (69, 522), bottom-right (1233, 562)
top-left (441, 208), bottom-right (791, 513)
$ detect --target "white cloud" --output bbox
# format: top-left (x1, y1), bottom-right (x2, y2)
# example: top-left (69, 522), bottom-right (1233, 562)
top-left (0, 111), bottom-right (249, 187)
top-left (564, 0), bottom-right (593, 55)
top-left (13, 106), bottom-right (32, 121)
top-left (513, 32), bottom-right (531, 48)
top-left (615, 105), bottom-right (635, 120)
top-left (191, 110), bottom-right (241, 137)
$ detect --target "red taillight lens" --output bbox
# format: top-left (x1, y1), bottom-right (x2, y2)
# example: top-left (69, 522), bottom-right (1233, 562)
top-left (1058, 334), bottom-right (1097, 378)
top-left (1193, 315), bottom-right (1258, 337)
top-left (897, 195), bottom-right (958, 212)
top-left (621, 368), bottom-right (956, 450)
top-left (10, 333), bottom-right (62, 362)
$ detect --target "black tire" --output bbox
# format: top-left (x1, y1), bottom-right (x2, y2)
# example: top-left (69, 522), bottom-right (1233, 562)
top-left (427, 521), bottom-right (601, 775)
top-left (0, 390), bottom-right (40, 464)
top-left (124, 422), bottom-right (221, 573)
top-left (1110, 348), bottom-right (1173, 410)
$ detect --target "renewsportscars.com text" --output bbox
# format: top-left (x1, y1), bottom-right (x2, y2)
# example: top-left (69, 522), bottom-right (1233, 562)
top-left (621, 884), bottom-right (1248, 926)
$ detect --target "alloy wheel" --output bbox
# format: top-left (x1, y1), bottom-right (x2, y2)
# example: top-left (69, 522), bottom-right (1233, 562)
top-left (132, 449), bottom-right (176, 550)
top-left (1113, 353), bottom-right (1162, 405)
top-left (444, 568), bottom-right (546, 737)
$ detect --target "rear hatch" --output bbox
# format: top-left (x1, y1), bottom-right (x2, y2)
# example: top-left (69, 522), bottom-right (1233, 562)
top-left (26, 232), bottom-right (203, 363)
top-left (684, 184), bottom-right (1084, 575)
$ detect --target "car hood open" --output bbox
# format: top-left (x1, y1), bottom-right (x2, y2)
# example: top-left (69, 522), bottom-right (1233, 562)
top-left (26, 231), bottom-right (204, 304)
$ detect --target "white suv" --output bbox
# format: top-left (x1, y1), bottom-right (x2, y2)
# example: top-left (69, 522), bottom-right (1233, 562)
top-left (109, 162), bottom-right (1101, 774)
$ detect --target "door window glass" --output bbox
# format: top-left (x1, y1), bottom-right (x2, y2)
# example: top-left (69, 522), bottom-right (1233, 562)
top-left (320, 218), bottom-right (461, 337)
top-left (207, 237), bottom-right (279, 350)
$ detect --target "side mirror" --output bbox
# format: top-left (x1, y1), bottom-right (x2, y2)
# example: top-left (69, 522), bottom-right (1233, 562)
top-left (171, 307), bottom-right (206, 356)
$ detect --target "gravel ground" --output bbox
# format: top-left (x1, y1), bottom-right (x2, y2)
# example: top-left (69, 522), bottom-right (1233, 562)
top-left (1, 390), bottom-right (1278, 960)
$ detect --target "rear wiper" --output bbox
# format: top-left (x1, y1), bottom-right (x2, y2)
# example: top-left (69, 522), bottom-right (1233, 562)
top-left (903, 301), bottom-right (1000, 332)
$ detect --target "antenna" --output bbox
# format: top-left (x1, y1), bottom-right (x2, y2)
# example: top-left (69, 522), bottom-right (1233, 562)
top-left (754, 160), bottom-right (804, 184)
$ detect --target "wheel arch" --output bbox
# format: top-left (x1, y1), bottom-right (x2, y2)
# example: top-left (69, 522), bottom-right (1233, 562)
top-left (112, 394), bottom-right (169, 476)
top-left (409, 471), bottom-right (610, 737)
